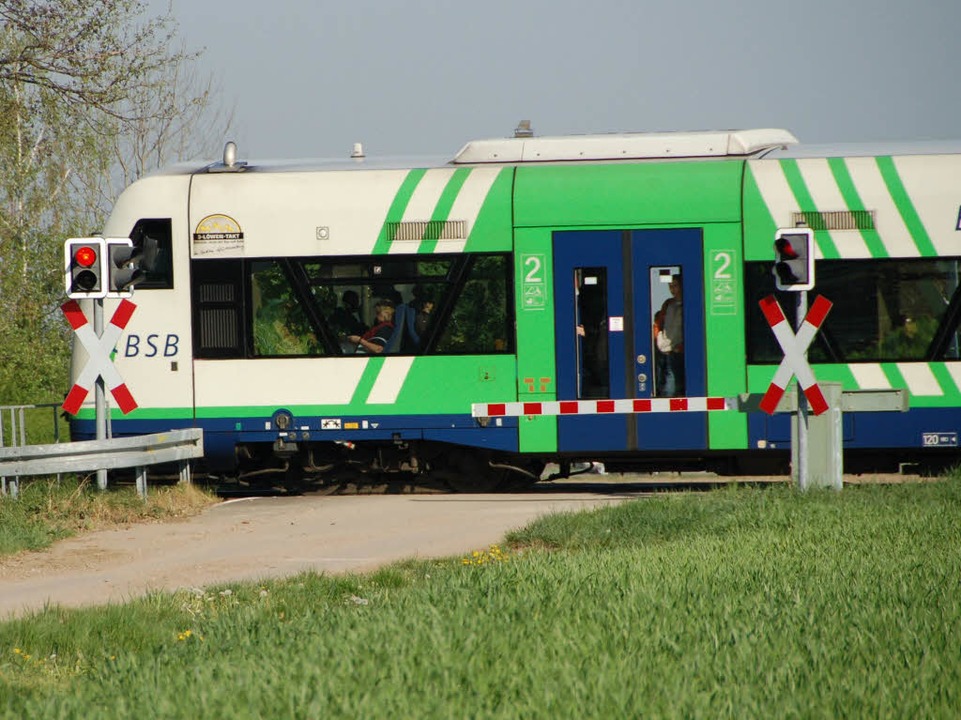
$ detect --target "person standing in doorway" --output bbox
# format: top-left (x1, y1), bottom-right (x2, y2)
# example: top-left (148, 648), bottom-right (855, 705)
top-left (654, 273), bottom-right (685, 397)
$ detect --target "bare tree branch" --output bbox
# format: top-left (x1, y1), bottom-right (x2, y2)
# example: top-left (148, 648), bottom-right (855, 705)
top-left (0, 0), bottom-right (233, 401)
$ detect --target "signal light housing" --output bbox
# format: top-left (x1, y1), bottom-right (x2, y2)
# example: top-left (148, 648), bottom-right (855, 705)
top-left (105, 237), bottom-right (140, 298)
top-left (64, 238), bottom-right (106, 299)
top-left (773, 228), bottom-right (815, 291)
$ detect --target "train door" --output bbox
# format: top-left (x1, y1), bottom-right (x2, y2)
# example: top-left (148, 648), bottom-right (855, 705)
top-left (553, 229), bottom-right (706, 453)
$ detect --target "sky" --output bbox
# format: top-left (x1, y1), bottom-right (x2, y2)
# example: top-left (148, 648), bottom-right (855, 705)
top-left (150, 0), bottom-right (961, 162)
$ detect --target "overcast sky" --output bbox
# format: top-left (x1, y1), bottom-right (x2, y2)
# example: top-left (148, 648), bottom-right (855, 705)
top-left (151, 0), bottom-right (961, 162)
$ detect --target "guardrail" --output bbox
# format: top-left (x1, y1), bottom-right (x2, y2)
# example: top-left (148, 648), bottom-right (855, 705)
top-left (0, 429), bottom-right (204, 499)
top-left (0, 402), bottom-right (63, 448)
top-left (0, 402), bottom-right (65, 498)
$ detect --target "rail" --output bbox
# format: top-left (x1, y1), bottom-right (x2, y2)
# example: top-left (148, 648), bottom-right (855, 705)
top-left (0, 429), bottom-right (204, 499)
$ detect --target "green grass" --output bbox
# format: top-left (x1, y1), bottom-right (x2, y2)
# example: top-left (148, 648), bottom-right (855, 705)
top-left (0, 478), bottom-right (216, 555)
top-left (1, 478), bottom-right (959, 718)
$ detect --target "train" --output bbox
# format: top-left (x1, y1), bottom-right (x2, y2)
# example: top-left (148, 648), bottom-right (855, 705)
top-left (67, 126), bottom-right (961, 490)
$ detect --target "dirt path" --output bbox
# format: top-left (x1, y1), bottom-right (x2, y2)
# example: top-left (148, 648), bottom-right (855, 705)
top-left (0, 491), bottom-right (631, 619)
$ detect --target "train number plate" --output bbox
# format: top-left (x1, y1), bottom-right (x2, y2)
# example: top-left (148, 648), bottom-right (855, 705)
top-left (922, 432), bottom-right (958, 447)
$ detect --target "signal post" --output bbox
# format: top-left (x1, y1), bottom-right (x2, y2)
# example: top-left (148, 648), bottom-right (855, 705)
top-left (769, 228), bottom-right (828, 490)
top-left (64, 238), bottom-right (141, 489)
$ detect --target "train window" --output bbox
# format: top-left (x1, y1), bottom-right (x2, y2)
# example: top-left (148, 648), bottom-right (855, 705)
top-left (651, 267), bottom-right (684, 397)
top-left (198, 253), bottom-right (514, 358)
top-left (249, 261), bottom-right (323, 357)
top-left (128, 219), bottom-right (174, 289)
top-left (575, 268), bottom-right (609, 399)
top-left (746, 258), bottom-right (961, 363)
top-left (434, 255), bottom-right (513, 354)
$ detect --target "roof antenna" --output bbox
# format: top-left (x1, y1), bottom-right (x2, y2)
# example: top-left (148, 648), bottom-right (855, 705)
top-left (209, 140), bottom-right (247, 173)
top-left (513, 120), bottom-right (534, 138)
top-left (223, 141), bottom-right (237, 167)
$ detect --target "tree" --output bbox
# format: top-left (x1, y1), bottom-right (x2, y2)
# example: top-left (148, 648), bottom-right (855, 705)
top-left (0, 0), bottom-right (229, 404)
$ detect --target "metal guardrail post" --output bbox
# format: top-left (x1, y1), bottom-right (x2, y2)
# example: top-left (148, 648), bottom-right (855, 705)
top-left (1, 407), bottom-right (17, 499)
top-left (135, 465), bottom-right (148, 499)
top-left (1, 409), bottom-right (5, 498)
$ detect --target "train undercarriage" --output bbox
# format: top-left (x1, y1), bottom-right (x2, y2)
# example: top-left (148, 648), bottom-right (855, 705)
top-left (228, 439), bottom-right (547, 493)
top-left (192, 437), bottom-right (959, 494)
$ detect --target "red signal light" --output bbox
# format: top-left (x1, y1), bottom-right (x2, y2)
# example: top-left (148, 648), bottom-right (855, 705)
top-left (74, 245), bottom-right (98, 268)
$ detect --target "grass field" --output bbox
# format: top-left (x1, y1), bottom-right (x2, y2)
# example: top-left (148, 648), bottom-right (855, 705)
top-left (1, 476), bottom-right (959, 718)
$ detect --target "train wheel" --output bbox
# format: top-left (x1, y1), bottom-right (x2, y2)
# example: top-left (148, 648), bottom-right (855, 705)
top-left (306, 475), bottom-right (347, 495)
top-left (431, 452), bottom-right (544, 493)
top-left (431, 450), bottom-right (507, 493)
top-left (497, 460), bottom-right (546, 491)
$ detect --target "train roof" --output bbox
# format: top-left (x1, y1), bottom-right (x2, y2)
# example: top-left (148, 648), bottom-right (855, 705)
top-left (451, 128), bottom-right (798, 163)
top-left (765, 139), bottom-right (961, 158)
top-left (149, 129), bottom-right (961, 178)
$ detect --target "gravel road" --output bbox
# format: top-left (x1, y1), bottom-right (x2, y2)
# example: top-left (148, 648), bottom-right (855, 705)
top-left (0, 490), bottom-right (634, 619)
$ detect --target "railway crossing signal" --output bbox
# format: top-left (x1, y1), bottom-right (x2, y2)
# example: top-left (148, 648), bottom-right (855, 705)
top-left (65, 238), bottom-right (106, 298)
top-left (773, 227), bottom-right (815, 291)
top-left (61, 298), bottom-right (138, 415)
top-left (65, 237), bottom-right (148, 299)
top-left (105, 238), bottom-right (140, 298)
top-left (758, 294), bottom-right (833, 415)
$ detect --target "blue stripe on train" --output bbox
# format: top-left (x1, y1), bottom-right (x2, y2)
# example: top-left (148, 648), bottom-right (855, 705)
top-left (69, 413), bottom-right (521, 470)
top-left (748, 406), bottom-right (961, 450)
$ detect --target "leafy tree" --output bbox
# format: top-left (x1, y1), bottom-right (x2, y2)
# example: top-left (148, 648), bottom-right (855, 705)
top-left (0, 0), bottom-right (229, 404)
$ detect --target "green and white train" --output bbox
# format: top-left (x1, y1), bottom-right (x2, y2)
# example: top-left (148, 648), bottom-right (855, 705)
top-left (69, 127), bottom-right (961, 489)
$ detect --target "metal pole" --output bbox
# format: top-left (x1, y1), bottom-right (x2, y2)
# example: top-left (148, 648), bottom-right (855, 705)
top-left (1, 409), bottom-right (5, 497)
top-left (94, 299), bottom-right (108, 490)
top-left (796, 291), bottom-right (809, 491)
top-left (52, 403), bottom-right (62, 485)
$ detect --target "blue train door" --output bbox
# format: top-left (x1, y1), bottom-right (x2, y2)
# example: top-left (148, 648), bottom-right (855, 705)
top-left (553, 229), bottom-right (706, 453)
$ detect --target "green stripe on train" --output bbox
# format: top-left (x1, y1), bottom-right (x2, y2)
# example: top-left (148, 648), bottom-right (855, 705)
top-left (828, 158), bottom-right (888, 258)
top-left (779, 159), bottom-right (840, 259)
top-left (463, 168), bottom-right (513, 253)
top-left (876, 156), bottom-right (937, 256)
top-left (371, 168), bottom-right (427, 255)
top-left (417, 168), bottom-right (471, 254)
top-left (742, 163), bottom-right (778, 261)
